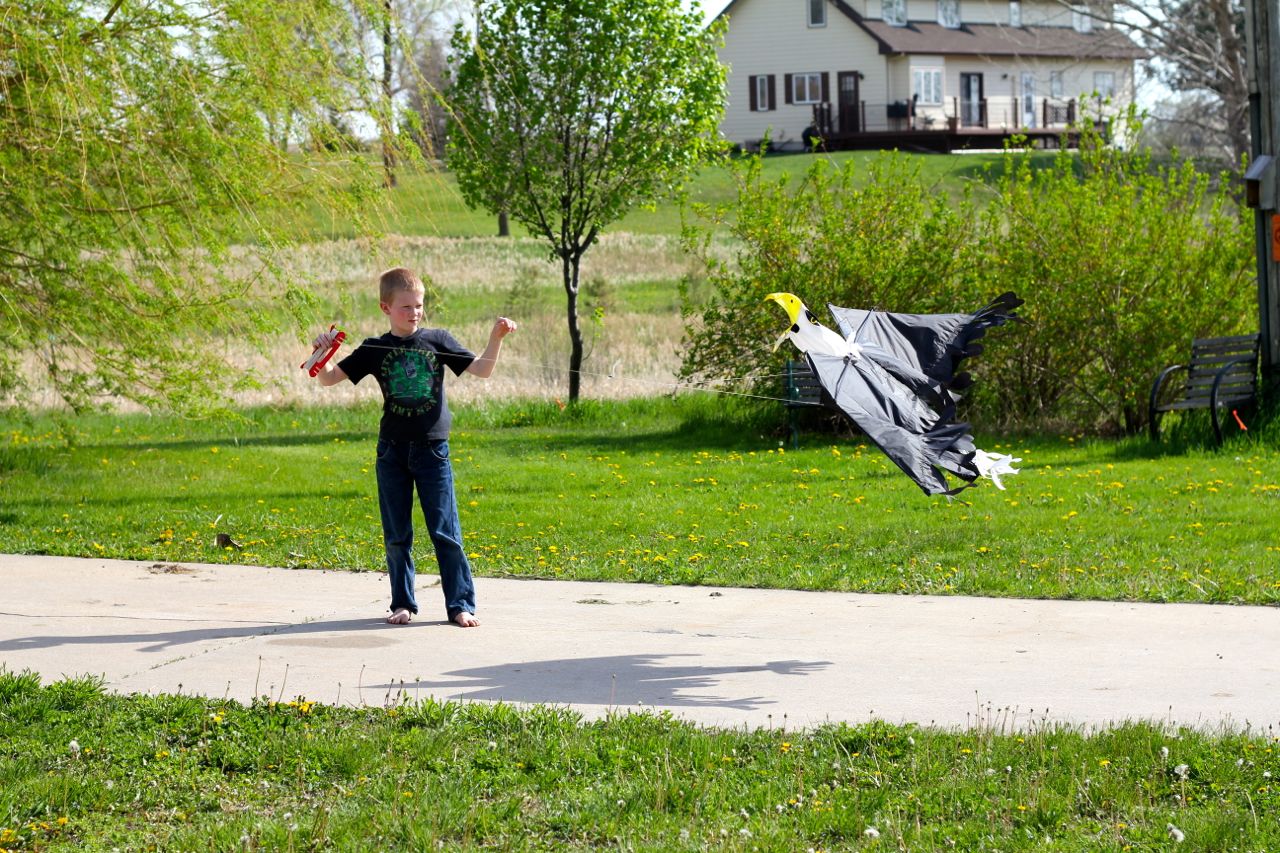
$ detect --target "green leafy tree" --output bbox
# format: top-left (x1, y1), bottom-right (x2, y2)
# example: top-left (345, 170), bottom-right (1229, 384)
top-left (446, 0), bottom-right (726, 401)
top-left (0, 0), bottom-right (382, 414)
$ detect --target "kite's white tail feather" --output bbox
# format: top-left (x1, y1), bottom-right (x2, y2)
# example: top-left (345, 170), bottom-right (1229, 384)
top-left (973, 449), bottom-right (1021, 490)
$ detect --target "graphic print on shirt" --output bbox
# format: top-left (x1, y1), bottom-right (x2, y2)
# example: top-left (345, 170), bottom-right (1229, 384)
top-left (382, 347), bottom-right (438, 417)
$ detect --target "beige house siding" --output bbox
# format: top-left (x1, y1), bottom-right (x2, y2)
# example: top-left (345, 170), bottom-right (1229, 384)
top-left (717, 0), bottom-right (886, 147)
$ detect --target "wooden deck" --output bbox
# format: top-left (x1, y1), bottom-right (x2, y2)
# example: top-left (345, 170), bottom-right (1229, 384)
top-left (812, 125), bottom-right (1086, 153)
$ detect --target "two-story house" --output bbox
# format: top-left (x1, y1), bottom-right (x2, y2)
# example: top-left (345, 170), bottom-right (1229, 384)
top-left (715, 0), bottom-right (1145, 151)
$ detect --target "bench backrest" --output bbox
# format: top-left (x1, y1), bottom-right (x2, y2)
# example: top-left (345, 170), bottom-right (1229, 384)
top-left (785, 360), bottom-right (825, 405)
top-left (1183, 334), bottom-right (1259, 403)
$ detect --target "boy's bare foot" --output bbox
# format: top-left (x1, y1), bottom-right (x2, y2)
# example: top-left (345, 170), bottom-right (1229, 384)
top-left (453, 611), bottom-right (480, 628)
top-left (386, 608), bottom-right (412, 625)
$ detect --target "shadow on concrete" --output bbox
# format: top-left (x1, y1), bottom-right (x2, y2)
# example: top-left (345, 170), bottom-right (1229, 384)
top-left (0, 613), bottom-right (444, 653)
top-left (372, 654), bottom-right (832, 712)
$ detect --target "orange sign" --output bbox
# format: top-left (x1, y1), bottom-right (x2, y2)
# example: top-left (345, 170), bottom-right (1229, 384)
top-left (1273, 214), bottom-right (1280, 262)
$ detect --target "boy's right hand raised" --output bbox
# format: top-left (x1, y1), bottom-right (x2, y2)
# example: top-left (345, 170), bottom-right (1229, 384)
top-left (312, 327), bottom-right (342, 350)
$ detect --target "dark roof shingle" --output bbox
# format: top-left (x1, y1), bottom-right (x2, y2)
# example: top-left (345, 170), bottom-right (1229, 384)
top-left (855, 20), bottom-right (1146, 60)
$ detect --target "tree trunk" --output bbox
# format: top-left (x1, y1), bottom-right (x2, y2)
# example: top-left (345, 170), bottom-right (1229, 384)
top-left (498, 210), bottom-right (509, 236)
top-left (381, 0), bottom-right (397, 189)
top-left (563, 252), bottom-right (584, 402)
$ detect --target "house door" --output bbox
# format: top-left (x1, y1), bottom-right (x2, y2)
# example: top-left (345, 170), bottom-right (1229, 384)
top-left (837, 71), bottom-right (860, 133)
top-left (1021, 72), bottom-right (1036, 128)
top-left (960, 73), bottom-right (983, 126)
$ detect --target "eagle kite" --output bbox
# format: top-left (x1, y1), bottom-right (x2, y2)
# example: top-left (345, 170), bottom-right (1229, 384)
top-left (765, 292), bottom-right (1023, 496)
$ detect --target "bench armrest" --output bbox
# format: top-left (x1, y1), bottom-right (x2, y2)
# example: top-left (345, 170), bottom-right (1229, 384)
top-left (1148, 363), bottom-right (1187, 440)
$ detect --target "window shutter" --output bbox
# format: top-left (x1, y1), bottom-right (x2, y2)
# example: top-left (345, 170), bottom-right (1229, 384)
top-left (767, 75), bottom-right (777, 111)
top-left (821, 72), bottom-right (830, 103)
top-left (749, 76), bottom-right (759, 112)
top-left (785, 73), bottom-right (794, 104)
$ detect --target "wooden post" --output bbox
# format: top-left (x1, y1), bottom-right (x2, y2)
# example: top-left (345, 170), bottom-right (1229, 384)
top-left (1245, 0), bottom-right (1280, 382)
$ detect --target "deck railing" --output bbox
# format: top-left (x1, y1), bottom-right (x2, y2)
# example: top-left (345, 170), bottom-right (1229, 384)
top-left (809, 97), bottom-right (1084, 136)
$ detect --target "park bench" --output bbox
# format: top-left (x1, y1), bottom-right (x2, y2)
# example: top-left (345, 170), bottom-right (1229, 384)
top-left (784, 359), bottom-right (825, 448)
top-left (1148, 334), bottom-right (1260, 446)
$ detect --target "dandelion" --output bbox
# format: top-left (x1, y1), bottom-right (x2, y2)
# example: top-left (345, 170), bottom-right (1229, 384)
top-left (1161, 746), bottom-right (1170, 759)
top-left (1167, 823), bottom-right (1185, 843)
top-left (864, 827), bottom-right (881, 838)
top-left (739, 828), bottom-right (753, 838)
top-left (1174, 763), bottom-right (1190, 779)
top-left (68, 739), bottom-right (81, 757)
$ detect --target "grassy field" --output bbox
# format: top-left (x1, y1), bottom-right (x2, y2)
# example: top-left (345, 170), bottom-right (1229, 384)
top-left (2, 670), bottom-right (1278, 851)
top-left (2, 397), bottom-right (1277, 605)
top-left (290, 149), bottom-right (1026, 241)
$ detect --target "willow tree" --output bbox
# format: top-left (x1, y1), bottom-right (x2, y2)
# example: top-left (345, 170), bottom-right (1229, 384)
top-left (0, 1), bottom-right (386, 414)
top-left (446, 0), bottom-right (725, 401)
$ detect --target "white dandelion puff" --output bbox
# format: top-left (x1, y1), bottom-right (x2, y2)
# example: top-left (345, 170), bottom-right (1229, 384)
top-left (1167, 823), bottom-right (1185, 843)
top-left (1174, 764), bottom-right (1189, 779)
top-left (864, 827), bottom-right (881, 838)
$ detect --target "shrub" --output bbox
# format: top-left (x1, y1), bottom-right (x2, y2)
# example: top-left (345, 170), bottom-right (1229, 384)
top-left (681, 114), bottom-right (1255, 435)
top-left (975, 112), bottom-right (1254, 433)
top-left (679, 151), bottom-right (982, 392)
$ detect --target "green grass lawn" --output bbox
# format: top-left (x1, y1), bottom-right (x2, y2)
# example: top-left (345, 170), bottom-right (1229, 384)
top-left (2, 397), bottom-right (1277, 605)
top-left (2, 671), bottom-right (1278, 851)
top-left (4, 399), bottom-right (1279, 849)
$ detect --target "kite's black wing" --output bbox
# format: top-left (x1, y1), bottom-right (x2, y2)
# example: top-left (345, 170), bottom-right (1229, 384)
top-left (805, 351), bottom-right (979, 496)
top-left (806, 293), bottom-right (1023, 496)
top-left (827, 292), bottom-right (1023, 391)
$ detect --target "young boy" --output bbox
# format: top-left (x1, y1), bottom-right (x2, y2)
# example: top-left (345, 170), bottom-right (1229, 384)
top-left (313, 267), bottom-right (516, 627)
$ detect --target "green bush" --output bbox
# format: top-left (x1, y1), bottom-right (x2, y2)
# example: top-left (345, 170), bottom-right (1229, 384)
top-left (975, 112), bottom-right (1254, 433)
top-left (679, 152), bottom-right (982, 394)
top-left (680, 113), bottom-right (1255, 435)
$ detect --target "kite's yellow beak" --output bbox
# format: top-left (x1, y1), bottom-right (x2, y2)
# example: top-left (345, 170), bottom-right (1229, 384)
top-left (764, 292), bottom-right (802, 325)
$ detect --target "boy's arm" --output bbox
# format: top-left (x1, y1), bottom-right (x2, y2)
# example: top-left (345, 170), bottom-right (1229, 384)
top-left (316, 361), bottom-right (348, 387)
top-left (465, 317), bottom-right (517, 378)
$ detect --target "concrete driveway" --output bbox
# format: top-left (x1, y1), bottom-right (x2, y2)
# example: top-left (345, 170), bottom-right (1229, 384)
top-left (2, 555), bottom-right (1276, 731)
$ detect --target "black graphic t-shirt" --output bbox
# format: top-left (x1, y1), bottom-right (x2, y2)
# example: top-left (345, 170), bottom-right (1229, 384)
top-left (338, 329), bottom-right (476, 442)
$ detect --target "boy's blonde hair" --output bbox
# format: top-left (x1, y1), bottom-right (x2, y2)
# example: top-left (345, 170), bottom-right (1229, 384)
top-left (379, 267), bottom-right (425, 303)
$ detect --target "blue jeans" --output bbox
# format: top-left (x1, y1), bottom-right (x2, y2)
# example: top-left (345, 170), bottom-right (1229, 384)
top-left (375, 438), bottom-right (475, 621)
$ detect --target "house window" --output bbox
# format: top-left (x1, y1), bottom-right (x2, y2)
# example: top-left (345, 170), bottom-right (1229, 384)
top-left (1072, 5), bottom-right (1093, 32)
top-left (793, 72), bottom-right (824, 104)
top-left (750, 75), bottom-right (776, 112)
top-left (1093, 71), bottom-right (1115, 98)
top-left (938, 0), bottom-right (960, 28)
top-left (808, 0), bottom-right (826, 27)
top-left (1050, 70), bottom-right (1063, 99)
top-left (912, 68), bottom-right (943, 105)
top-left (882, 0), bottom-right (906, 26)
top-left (1009, 0), bottom-right (1021, 26)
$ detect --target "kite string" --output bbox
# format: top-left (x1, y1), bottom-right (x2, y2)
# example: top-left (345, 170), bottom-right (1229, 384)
top-left (305, 335), bottom-right (801, 405)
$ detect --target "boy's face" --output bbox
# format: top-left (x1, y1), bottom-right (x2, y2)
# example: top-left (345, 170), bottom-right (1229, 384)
top-left (381, 288), bottom-right (424, 337)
